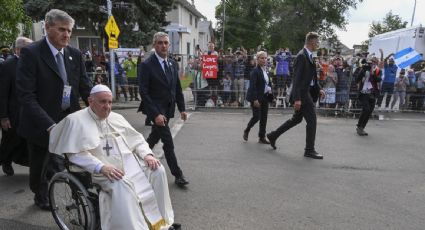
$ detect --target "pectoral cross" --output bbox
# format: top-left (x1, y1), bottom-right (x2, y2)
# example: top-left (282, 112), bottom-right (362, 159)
top-left (103, 142), bottom-right (113, 156)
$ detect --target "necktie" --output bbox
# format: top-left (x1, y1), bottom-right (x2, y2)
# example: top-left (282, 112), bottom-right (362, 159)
top-left (163, 60), bottom-right (171, 83)
top-left (56, 52), bottom-right (68, 85)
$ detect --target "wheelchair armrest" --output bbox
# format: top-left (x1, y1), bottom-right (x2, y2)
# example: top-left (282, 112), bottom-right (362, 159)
top-left (67, 164), bottom-right (87, 173)
top-left (63, 154), bottom-right (95, 189)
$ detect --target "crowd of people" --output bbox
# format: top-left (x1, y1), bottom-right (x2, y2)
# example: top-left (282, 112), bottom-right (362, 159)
top-left (3, 29), bottom-right (425, 113)
top-left (185, 43), bottom-right (425, 113)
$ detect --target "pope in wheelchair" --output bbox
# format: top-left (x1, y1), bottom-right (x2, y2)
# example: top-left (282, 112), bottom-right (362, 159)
top-left (49, 85), bottom-right (180, 230)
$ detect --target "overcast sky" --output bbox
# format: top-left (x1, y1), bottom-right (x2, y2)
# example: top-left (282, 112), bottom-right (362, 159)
top-left (194, 0), bottom-right (425, 48)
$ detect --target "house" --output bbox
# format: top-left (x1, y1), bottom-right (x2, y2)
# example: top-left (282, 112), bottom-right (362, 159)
top-left (319, 39), bottom-right (353, 58)
top-left (165, 0), bottom-right (214, 55)
top-left (198, 20), bottom-right (215, 52)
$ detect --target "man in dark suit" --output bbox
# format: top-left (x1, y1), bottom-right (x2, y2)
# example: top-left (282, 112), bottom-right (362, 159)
top-left (244, 51), bottom-right (272, 144)
top-left (138, 32), bottom-right (189, 187)
top-left (16, 9), bottom-right (92, 210)
top-left (266, 32), bottom-right (325, 159)
top-left (0, 37), bottom-right (33, 176)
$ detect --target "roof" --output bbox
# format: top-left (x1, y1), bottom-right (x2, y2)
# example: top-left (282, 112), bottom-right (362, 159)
top-left (175, 0), bottom-right (206, 19)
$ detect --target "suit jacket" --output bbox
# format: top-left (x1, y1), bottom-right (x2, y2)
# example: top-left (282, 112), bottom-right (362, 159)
top-left (16, 38), bottom-right (92, 146)
top-left (246, 66), bottom-right (272, 102)
top-left (290, 48), bottom-right (321, 103)
top-left (0, 56), bottom-right (20, 127)
top-left (137, 53), bottom-right (185, 120)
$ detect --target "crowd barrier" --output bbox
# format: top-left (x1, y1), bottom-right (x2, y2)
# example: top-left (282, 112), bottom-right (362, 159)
top-left (86, 68), bottom-right (425, 116)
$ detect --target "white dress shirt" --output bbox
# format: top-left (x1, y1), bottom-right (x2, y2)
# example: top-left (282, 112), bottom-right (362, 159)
top-left (45, 37), bottom-right (64, 63)
top-left (155, 52), bottom-right (168, 74)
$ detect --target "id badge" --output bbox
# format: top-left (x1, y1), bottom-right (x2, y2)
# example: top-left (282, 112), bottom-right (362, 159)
top-left (62, 85), bottom-right (72, 110)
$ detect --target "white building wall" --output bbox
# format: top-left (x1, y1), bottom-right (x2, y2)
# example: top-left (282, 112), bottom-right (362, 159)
top-left (166, 5), bottom-right (180, 23)
top-left (198, 21), bottom-right (213, 52)
top-left (199, 33), bottom-right (206, 52)
top-left (179, 6), bottom-right (199, 56)
top-left (31, 21), bottom-right (45, 41)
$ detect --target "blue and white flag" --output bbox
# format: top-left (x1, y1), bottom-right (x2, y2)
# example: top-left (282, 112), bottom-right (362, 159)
top-left (394, 47), bottom-right (423, 69)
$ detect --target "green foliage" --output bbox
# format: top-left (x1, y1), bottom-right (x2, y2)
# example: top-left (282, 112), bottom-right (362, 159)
top-left (23, 0), bottom-right (174, 47)
top-left (215, 0), bottom-right (274, 50)
top-left (215, 0), bottom-right (363, 52)
top-left (0, 0), bottom-right (32, 46)
top-left (368, 11), bottom-right (408, 38)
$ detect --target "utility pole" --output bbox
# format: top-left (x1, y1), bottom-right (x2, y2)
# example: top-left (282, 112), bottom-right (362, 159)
top-left (411, 0), bottom-right (417, 27)
top-left (221, 0), bottom-right (226, 50)
top-left (107, 0), bottom-right (116, 99)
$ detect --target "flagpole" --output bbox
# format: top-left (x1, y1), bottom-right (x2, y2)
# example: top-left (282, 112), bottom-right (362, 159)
top-left (411, 0), bottom-right (416, 26)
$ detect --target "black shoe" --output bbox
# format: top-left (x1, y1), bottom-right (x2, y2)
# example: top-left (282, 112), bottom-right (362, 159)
top-left (243, 130), bottom-right (249, 141)
top-left (258, 138), bottom-right (270, 144)
top-left (175, 176), bottom-right (189, 187)
top-left (266, 133), bottom-right (276, 150)
top-left (130, 98), bottom-right (134, 101)
top-left (356, 127), bottom-right (368, 136)
top-left (2, 163), bottom-right (14, 176)
top-left (170, 223), bottom-right (181, 230)
top-left (135, 98), bottom-right (140, 101)
top-left (304, 150), bottom-right (323, 160)
top-left (34, 196), bottom-right (50, 211)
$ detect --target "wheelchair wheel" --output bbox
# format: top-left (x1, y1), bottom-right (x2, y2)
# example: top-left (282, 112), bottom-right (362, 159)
top-left (49, 172), bottom-right (96, 230)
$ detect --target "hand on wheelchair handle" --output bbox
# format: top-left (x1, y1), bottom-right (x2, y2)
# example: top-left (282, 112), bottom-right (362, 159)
top-left (100, 165), bottom-right (125, 181)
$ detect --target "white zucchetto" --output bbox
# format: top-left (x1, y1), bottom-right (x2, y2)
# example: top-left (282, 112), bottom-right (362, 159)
top-left (90, 85), bottom-right (112, 95)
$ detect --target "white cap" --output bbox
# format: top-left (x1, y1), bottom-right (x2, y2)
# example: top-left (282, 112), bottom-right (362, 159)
top-left (90, 85), bottom-right (112, 95)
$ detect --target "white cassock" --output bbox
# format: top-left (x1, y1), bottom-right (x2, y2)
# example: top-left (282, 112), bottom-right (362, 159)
top-left (49, 107), bottom-right (174, 230)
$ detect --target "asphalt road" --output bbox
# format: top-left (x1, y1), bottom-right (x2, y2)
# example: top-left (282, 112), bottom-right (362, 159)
top-left (1, 109), bottom-right (425, 230)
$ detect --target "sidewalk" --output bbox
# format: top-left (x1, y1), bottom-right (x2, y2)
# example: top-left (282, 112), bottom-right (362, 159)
top-left (111, 88), bottom-right (425, 122)
top-left (112, 99), bottom-right (140, 110)
top-left (112, 87), bottom-right (195, 110)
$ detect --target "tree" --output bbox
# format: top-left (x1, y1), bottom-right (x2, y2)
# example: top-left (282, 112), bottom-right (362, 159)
top-left (23, 0), bottom-right (174, 48)
top-left (368, 11), bottom-right (408, 38)
top-left (268, 0), bottom-right (364, 51)
top-left (214, 0), bottom-right (274, 50)
top-left (215, 0), bottom-right (363, 52)
top-left (0, 0), bottom-right (32, 46)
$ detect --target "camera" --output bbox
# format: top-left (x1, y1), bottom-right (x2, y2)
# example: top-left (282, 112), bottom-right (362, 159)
top-left (362, 62), bottom-right (371, 71)
top-left (172, 54), bottom-right (181, 62)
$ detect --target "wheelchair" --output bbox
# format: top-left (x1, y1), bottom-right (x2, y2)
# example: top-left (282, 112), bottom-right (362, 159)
top-left (48, 156), bottom-right (101, 230)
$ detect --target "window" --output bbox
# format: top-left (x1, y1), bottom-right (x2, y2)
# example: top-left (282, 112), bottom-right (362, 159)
top-left (77, 37), bottom-right (102, 54)
top-left (190, 14), bottom-right (193, 25)
top-left (187, 42), bottom-right (191, 55)
top-left (195, 18), bottom-right (198, 28)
